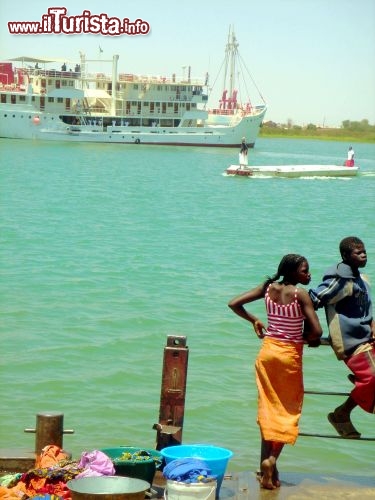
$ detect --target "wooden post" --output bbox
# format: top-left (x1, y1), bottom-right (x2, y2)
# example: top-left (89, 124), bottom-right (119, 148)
top-left (24, 412), bottom-right (74, 455)
top-left (153, 335), bottom-right (189, 450)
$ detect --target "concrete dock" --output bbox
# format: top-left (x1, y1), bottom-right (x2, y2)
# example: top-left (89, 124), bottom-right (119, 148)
top-left (152, 470), bottom-right (375, 499)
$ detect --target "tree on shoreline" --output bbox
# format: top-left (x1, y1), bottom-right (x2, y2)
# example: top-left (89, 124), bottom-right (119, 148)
top-left (260, 119), bottom-right (375, 143)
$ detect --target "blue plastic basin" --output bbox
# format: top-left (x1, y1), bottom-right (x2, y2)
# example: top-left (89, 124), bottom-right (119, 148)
top-left (160, 444), bottom-right (233, 496)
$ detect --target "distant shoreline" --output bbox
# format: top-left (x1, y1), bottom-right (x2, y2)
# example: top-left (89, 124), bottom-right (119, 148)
top-left (259, 126), bottom-right (375, 144)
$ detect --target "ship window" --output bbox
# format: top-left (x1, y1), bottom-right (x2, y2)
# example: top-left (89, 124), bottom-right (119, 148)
top-left (48, 97), bottom-right (54, 102)
top-left (57, 98), bottom-right (63, 103)
top-left (11, 95), bottom-right (16, 104)
top-left (61, 80), bottom-right (67, 86)
top-left (19, 95), bottom-right (26, 102)
top-left (144, 102), bottom-right (149, 106)
top-left (1, 94), bottom-right (6, 103)
top-left (133, 84), bottom-right (139, 90)
top-left (68, 81), bottom-right (74, 87)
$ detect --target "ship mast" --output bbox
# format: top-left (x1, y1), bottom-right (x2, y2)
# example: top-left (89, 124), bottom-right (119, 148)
top-left (223, 26), bottom-right (239, 97)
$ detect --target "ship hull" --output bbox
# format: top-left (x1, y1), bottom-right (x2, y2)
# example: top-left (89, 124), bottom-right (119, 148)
top-left (0, 106), bottom-right (266, 147)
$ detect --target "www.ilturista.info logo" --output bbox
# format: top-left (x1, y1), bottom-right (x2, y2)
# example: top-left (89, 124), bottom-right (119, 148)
top-left (8, 7), bottom-right (151, 36)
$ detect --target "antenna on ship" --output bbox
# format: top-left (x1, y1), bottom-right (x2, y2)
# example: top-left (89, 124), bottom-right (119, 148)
top-left (79, 51), bottom-right (86, 81)
top-left (223, 25), bottom-right (239, 98)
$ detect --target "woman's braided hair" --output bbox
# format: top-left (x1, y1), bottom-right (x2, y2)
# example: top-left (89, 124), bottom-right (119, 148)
top-left (262, 254), bottom-right (307, 293)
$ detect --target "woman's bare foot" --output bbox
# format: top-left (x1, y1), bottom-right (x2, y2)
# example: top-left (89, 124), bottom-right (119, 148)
top-left (273, 466), bottom-right (281, 488)
top-left (260, 457), bottom-right (277, 489)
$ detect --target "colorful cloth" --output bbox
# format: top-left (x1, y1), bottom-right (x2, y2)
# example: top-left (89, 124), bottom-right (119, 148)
top-left (0, 475), bottom-right (21, 489)
top-left (76, 450), bottom-right (115, 478)
top-left (255, 336), bottom-right (304, 445)
top-left (0, 447), bottom-right (117, 500)
top-left (35, 445), bottom-right (70, 469)
top-left (346, 344), bottom-right (375, 413)
top-left (0, 485), bottom-right (24, 500)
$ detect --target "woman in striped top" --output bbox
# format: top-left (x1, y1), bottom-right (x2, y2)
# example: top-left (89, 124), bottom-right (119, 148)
top-left (228, 254), bottom-right (322, 490)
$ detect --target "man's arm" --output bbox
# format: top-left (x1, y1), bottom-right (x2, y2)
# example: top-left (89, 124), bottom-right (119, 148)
top-left (309, 275), bottom-right (350, 309)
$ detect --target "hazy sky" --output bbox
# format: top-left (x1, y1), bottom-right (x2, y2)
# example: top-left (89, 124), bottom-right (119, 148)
top-left (1, 0), bottom-right (374, 127)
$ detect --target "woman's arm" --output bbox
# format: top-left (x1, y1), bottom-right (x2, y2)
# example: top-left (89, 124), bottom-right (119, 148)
top-left (228, 284), bottom-right (266, 337)
top-left (298, 288), bottom-right (323, 345)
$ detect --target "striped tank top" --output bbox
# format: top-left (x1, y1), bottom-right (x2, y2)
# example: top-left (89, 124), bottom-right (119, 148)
top-left (264, 285), bottom-right (305, 343)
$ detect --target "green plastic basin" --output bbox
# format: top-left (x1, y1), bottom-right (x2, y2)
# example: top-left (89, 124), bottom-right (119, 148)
top-left (101, 447), bottom-right (162, 486)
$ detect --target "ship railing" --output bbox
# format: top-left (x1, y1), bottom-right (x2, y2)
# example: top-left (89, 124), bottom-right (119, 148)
top-left (82, 71), bottom-right (204, 86)
top-left (18, 67), bottom-right (81, 79)
top-left (209, 105), bottom-right (266, 117)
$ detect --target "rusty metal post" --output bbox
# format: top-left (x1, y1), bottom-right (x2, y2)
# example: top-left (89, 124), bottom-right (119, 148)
top-left (24, 412), bottom-right (74, 454)
top-left (153, 335), bottom-right (189, 450)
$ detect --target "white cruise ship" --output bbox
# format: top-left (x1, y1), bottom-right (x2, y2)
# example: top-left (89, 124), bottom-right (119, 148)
top-left (0, 28), bottom-right (266, 147)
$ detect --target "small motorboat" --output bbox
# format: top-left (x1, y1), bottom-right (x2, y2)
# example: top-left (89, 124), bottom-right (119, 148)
top-left (225, 164), bottom-right (359, 178)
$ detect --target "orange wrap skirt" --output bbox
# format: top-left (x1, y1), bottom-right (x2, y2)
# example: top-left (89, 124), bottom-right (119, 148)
top-left (255, 336), bottom-right (304, 445)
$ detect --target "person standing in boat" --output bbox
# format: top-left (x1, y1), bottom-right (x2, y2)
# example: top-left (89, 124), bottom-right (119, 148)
top-left (345, 146), bottom-right (355, 167)
top-left (239, 137), bottom-right (249, 168)
top-left (228, 255), bottom-right (322, 490)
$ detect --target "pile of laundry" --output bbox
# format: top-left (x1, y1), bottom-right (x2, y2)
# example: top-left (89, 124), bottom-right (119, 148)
top-left (0, 445), bottom-right (115, 500)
